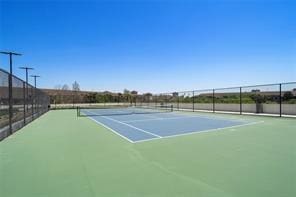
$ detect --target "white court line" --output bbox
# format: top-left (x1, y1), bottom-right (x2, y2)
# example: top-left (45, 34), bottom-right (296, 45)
top-left (87, 116), bottom-right (135, 143)
top-left (134, 120), bottom-right (265, 143)
top-left (85, 110), bottom-right (162, 139)
top-left (85, 109), bottom-right (129, 116)
top-left (173, 111), bottom-right (251, 122)
top-left (136, 113), bottom-right (162, 119)
top-left (122, 115), bottom-right (202, 123)
top-left (101, 115), bottom-right (162, 138)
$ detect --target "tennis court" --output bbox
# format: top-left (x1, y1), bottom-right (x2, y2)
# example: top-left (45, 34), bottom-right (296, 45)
top-left (1, 109), bottom-right (295, 197)
top-left (79, 105), bottom-right (260, 143)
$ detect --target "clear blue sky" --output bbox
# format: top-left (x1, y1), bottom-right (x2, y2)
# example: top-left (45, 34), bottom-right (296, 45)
top-left (0, 0), bottom-right (295, 93)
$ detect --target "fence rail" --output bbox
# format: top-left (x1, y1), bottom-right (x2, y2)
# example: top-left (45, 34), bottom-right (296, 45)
top-left (46, 82), bottom-right (296, 117)
top-left (0, 68), bottom-right (50, 141)
top-left (135, 82), bottom-right (296, 117)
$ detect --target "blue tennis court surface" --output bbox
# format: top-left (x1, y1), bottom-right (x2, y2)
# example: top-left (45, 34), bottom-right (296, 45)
top-left (81, 108), bottom-right (257, 143)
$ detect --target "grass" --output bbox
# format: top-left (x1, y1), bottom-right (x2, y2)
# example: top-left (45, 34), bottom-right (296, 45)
top-left (0, 109), bottom-right (295, 197)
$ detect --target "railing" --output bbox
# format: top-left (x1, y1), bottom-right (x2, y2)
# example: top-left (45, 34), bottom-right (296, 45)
top-left (0, 68), bottom-right (50, 141)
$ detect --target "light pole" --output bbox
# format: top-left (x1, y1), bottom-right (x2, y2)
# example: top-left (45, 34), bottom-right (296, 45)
top-left (30, 75), bottom-right (40, 115)
top-left (19, 67), bottom-right (34, 114)
top-left (0, 51), bottom-right (22, 135)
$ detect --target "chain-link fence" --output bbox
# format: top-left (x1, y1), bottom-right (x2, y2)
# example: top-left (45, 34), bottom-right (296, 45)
top-left (31, 80), bottom-right (296, 118)
top-left (50, 92), bottom-right (135, 109)
top-left (133, 82), bottom-right (296, 117)
top-left (0, 68), bottom-right (49, 141)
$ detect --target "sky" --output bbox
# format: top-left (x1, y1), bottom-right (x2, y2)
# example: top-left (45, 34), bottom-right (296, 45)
top-left (0, 0), bottom-right (295, 93)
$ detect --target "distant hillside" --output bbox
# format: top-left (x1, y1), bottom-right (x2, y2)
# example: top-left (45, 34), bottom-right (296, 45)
top-left (42, 89), bottom-right (96, 96)
top-left (41, 89), bottom-right (124, 104)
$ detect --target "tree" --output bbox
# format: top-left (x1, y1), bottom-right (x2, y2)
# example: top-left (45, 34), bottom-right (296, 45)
top-left (172, 92), bottom-right (178, 97)
top-left (250, 94), bottom-right (266, 104)
top-left (62, 84), bottom-right (69, 90)
top-left (72, 81), bottom-right (80, 91)
top-left (283, 92), bottom-right (293, 101)
top-left (144, 93), bottom-right (152, 97)
top-left (130, 91), bottom-right (138, 104)
top-left (131, 90), bottom-right (138, 95)
top-left (142, 93), bottom-right (153, 102)
top-left (85, 93), bottom-right (97, 103)
top-left (251, 89), bottom-right (260, 93)
top-left (116, 93), bottom-right (123, 103)
top-left (72, 81), bottom-right (80, 104)
top-left (123, 89), bottom-right (130, 95)
top-left (123, 89), bottom-right (133, 104)
top-left (53, 85), bottom-right (62, 104)
top-left (96, 94), bottom-right (105, 103)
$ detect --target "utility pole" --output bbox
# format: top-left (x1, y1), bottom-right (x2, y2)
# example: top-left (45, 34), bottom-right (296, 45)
top-left (0, 51), bottom-right (22, 135)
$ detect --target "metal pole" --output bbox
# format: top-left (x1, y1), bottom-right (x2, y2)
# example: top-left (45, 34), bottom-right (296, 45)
top-left (34, 76), bottom-right (36, 114)
top-left (279, 84), bottom-right (282, 117)
top-left (9, 55), bottom-right (13, 134)
top-left (240, 87), bottom-right (242, 115)
top-left (213, 89), bottom-right (215, 113)
top-left (31, 87), bottom-right (34, 120)
top-left (19, 67), bottom-right (33, 116)
top-left (23, 82), bottom-right (26, 125)
top-left (30, 75), bottom-right (40, 119)
top-left (192, 91), bottom-right (194, 112)
top-left (0, 51), bottom-right (22, 135)
top-left (26, 69), bottom-right (28, 106)
top-left (177, 94), bottom-right (179, 111)
top-left (141, 95), bottom-right (143, 106)
top-left (72, 93), bottom-right (74, 108)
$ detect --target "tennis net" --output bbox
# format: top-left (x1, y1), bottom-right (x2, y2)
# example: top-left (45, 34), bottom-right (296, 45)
top-left (77, 104), bottom-right (173, 117)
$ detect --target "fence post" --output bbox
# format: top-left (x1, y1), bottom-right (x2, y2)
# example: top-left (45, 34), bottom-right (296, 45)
top-left (8, 72), bottom-right (13, 135)
top-left (142, 95), bottom-right (144, 106)
top-left (37, 91), bottom-right (39, 115)
top-left (279, 84), bottom-right (282, 117)
top-left (31, 89), bottom-right (34, 120)
top-left (240, 87), bottom-right (242, 115)
top-left (192, 91), bottom-right (194, 112)
top-left (72, 93), bottom-right (74, 109)
top-left (33, 86), bottom-right (35, 117)
top-left (212, 89), bottom-right (215, 113)
top-left (177, 94), bottom-right (179, 111)
top-left (23, 82), bottom-right (26, 125)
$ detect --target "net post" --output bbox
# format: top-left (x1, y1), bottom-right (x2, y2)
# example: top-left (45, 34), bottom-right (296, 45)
top-left (77, 106), bottom-right (79, 117)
